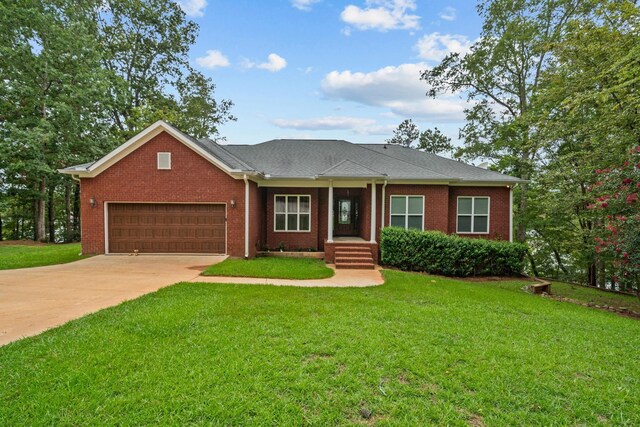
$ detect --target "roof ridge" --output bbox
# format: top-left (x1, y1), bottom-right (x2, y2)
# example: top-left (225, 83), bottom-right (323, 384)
top-left (318, 158), bottom-right (386, 176)
top-left (353, 143), bottom-right (452, 180)
top-left (198, 138), bottom-right (255, 171)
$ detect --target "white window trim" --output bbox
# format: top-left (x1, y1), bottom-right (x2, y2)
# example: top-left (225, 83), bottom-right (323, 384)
top-left (389, 195), bottom-right (425, 231)
top-left (157, 152), bottom-right (171, 170)
top-left (274, 194), bottom-right (311, 232)
top-left (456, 196), bottom-right (490, 234)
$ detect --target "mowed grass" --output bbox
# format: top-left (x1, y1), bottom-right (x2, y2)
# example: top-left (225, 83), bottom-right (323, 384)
top-left (1, 271), bottom-right (640, 425)
top-left (550, 281), bottom-right (640, 312)
top-left (202, 256), bottom-right (334, 279)
top-left (0, 243), bottom-right (85, 270)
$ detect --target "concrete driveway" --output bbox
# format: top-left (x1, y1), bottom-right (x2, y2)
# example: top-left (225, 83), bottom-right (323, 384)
top-left (0, 255), bottom-right (225, 346)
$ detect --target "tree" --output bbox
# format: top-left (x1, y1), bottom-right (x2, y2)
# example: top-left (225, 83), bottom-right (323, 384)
top-left (417, 128), bottom-right (454, 156)
top-left (523, 1), bottom-right (639, 285)
top-left (0, 0), bottom-right (112, 241)
top-left (386, 119), bottom-right (419, 147)
top-left (421, 0), bottom-right (596, 242)
top-left (94, 0), bottom-right (235, 140)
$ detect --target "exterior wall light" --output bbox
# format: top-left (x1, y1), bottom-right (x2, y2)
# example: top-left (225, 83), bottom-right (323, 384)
top-left (89, 197), bottom-right (97, 208)
top-left (230, 199), bottom-right (236, 208)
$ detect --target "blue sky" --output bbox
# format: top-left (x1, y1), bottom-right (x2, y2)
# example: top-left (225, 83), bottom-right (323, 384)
top-left (178, 0), bottom-right (481, 146)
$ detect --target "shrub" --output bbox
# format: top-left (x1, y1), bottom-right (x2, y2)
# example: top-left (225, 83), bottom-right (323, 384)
top-left (380, 227), bottom-right (528, 277)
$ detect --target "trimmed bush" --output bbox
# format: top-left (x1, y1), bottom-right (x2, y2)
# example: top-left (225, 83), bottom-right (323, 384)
top-left (380, 227), bottom-right (528, 277)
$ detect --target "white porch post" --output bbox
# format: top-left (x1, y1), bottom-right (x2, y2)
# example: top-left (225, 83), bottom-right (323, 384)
top-left (370, 180), bottom-right (376, 243)
top-left (509, 186), bottom-right (513, 242)
top-left (327, 180), bottom-right (334, 243)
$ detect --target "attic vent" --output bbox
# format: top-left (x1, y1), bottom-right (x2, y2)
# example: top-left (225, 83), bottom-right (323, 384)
top-left (157, 152), bottom-right (171, 170)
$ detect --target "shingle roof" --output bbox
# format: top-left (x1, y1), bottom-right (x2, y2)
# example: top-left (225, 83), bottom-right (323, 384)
top-left (60, 123), bottom-right (523, 184)
top-left (221, 139), bottom-right (522, 183)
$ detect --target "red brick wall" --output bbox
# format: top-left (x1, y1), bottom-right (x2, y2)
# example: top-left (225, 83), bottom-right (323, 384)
top-left (448, 186), bottom-right (511, 240)
top-left (248, 181), bottom-right (262, 257)
top-left (377, 184), bottom-right (449, 240)
top-left (80, 131), bottom-right (247, 256)
top-left (264, 187), bottom-right (320, 251)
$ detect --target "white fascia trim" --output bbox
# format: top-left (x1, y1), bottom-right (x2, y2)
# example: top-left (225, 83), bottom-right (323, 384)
top-left (64, 121), bottom-right (248, 179)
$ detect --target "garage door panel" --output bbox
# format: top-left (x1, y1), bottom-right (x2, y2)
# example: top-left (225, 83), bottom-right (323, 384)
top-left (108, 203), bottom-right (226, 254)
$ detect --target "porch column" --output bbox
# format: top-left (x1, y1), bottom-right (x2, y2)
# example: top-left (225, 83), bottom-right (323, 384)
top-left (370, 180), bottom-right (376, 243)
top-left (327, 180), bottom-right (334, 243)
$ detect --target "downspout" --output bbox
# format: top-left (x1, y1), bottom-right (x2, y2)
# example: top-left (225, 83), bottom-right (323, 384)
top-left (381, 180), bottom-right (388, 232)
top-left (243, 174), bottom-right (249, 259)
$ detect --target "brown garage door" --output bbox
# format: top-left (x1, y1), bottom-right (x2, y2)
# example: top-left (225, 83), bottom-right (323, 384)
top-left (108, 203), bottom-right (226, 254)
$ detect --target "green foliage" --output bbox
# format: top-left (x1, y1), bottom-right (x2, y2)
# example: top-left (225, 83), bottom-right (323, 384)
top-left (380, 227), bottom-right (528, 277)
top-left (2, 271), bottom-right (639, 424)
top-left (417, 127), bottom-right (454, 156)
top-left (386, 119), bottom-right (419, 147)
top-left (202, 257), bottom-right (334, 280)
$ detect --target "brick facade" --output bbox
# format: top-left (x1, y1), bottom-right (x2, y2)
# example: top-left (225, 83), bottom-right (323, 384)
top-left (77, 130), bottom-right (512, 258)
top-left (80, 131), bottom-right (248, 256)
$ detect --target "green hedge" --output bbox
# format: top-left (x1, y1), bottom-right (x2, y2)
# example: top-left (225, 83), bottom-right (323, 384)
top-left (380, 227), bottom-right (528, 277)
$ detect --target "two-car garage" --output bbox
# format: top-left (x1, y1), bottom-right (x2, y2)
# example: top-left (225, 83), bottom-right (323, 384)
top-left (107, 203), bottom-right (226, 254)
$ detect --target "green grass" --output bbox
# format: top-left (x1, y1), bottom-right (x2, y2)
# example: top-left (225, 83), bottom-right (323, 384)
top-left (550, 281), bottom-right (640, 312)
top-left (1, 271), bottom-right (640, 425)
top-left (0, 243), bottom-right (86, 270)
top-left (202, 256), bottom-right (334, 279)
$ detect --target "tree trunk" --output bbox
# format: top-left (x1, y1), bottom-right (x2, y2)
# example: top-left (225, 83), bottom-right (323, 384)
top-left (517, 182), bottom-right (528, 242)
top-left (72, 183), bottom-right (80, 240)
top-left (64, 182), bottom-right (72, 242)
top-left (587, 262), bottom-right (597, 287)
top-left (34, 179), bottom-right (46, 242)
top-left (527, 252), bottom-right (539, 277)
top-left (47, 183), bottom-right (56, 243)
top-left (0, 212), bottom-right (3, 241)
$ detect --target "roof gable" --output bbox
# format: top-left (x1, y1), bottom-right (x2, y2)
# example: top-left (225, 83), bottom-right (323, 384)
top-left (59, 121), bottom-right (250, 178)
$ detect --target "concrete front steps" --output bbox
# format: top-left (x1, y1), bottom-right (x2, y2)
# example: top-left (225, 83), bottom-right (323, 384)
top-left (334, 246), bottom-right (375, 270)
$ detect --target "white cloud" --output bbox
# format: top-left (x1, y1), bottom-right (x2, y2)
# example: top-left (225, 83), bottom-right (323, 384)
top-left (439, 6), bottom-right (456, 21)
top-left (340, 0), bottom-right (420, 32)
top-left (257, 53), bottom-right (287, 72)
top-left (195, 50), bottom-right (230, 69)
top-left (177, 0), bottom-right (207, 17)
top-left (414, 32), bottom-right (473, 62)
top-left (321, 62), bottom-right (467, 122)
top-left (291, 0), bottom-right (321, 11)
top-left (272, 116), bottom-right (393, 135)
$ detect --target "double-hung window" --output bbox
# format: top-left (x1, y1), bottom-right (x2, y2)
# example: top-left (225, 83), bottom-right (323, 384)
top-left (390, 196), bottom-right (424, 230)
top-left (274, 195), bottom-right (310, 232)
top-left (457, 197), bottom-right (489, 233)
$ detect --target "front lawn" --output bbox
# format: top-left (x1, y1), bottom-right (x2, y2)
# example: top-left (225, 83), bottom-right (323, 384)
top-left (0, 243), bottom-right (86, 270)
top-left (550, 281), bottom-right (640, 313)
top-left (1, 271), bottom-right (639, 425)
top-left (202, 256), bottom-right (334, 279)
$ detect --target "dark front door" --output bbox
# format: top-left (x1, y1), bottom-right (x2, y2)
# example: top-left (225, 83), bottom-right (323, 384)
top-left (334, 197), bottom-right (359, 236)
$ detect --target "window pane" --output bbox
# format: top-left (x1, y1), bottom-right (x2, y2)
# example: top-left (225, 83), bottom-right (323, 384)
top-left (407, 215), bottom-right (423, 230)
top-left (390, 215), bottom-right (405, 228)
top-left (275, 196), bottom-right (286, 213)
top-left (287, 214), bottom-right (298, 230)
top-left (338, 200), bottom-right (351, 224)
top-left (390, 197), bottom-right (406, 214)
top-left (458, 215), bottom-right (472, 232)
top-left (474, 197), bottom-right (489, 215)
top-left (474, 215), bottom-right (488, 233)
top-left (299, 196), bottom-right (310, 213)
top-left (299, 214), bottom-right (310, 231)
top-left (287, 197), bottom-right (298, 213)
top-left (275, 214), bottom-right (286, 230)
top-left (458, 198), bottom-right (472, 215)
top-left (408, 197), bottom-right (423, 215)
